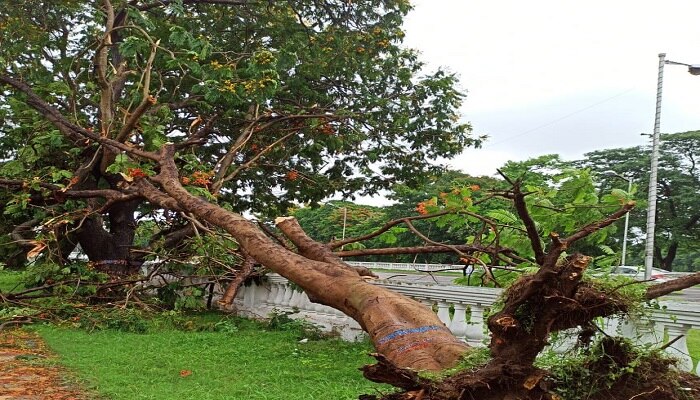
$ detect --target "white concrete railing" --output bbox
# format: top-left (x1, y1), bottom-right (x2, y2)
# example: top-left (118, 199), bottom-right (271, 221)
top-left (233, 274), bottom-right (700, 374)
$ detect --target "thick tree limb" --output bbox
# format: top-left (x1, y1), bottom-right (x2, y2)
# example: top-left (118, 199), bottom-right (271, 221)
top-left (97, 0), bottom-right (116, 134)
top-left (133, 179), bottom-right (184, 212)
top-left (0, 74), bottom-right (159, 161)
top-left (275, 216), bottom-right (376, 278)
top-left (507, 180), bottom-right (545, 265)
top-left (218, 252), bottom-right (255, 306)
top-left (645, 272), bottom-right (700, 300)
top-left (275, 216), bottom-right (345, 265)
top-left (330, 210), bottom-right (451, 249)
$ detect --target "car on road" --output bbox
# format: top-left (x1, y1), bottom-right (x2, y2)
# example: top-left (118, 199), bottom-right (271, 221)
top-left (610, 265), bottom-right (670, 283)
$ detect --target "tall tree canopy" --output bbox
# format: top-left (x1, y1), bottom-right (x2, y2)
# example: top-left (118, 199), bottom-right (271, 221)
top-left (0, 0), bottom-right (477, 274)
top-left (576, 131), bottom-right (700, 271)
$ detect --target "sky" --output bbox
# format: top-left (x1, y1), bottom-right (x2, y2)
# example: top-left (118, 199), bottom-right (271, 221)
top-left (402, 0), bottom-right (700, 177)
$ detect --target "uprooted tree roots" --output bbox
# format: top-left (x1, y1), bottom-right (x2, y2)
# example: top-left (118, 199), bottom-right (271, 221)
top-left (361, 338), bottom-right (700, 400)
top-left (360, 253), bottom-right (700, 400)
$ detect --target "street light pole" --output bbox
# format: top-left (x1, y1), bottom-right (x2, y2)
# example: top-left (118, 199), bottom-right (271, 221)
top-left (603, 170), bottom-right (633, 266)
top-left (621, 177), bottom-right (632, 266)
top-left (326, 202), bottom-right (347, 250)
top-left (644, 53), bottom-right (665, 280)
top-left (341, 206), bottom-right (347, 244)
top-left (644, 54), bottom-right (700, 279)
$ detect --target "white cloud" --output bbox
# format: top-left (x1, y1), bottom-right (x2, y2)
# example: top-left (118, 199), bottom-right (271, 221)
top-left (403, 0), bottom-right (700, 173)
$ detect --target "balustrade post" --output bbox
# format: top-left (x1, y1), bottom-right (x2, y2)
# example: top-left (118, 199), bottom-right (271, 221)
top-left (465, 304), bottom-right (487, 346)
top-left (437, 301), bottom-right (451, 326)
top-left (289, 289), bottom-right (303, 308)
top-left (272, 282), bottom-right (285, 307)
top-left (449, 303), bottom-right (468, 340)
top-left (621, 318), bottom-right (663, 346)
top-left (664, 324), bottom-right (694, 372)
top-left (296, 292), bottom-right (310, 312)
top-left (280, 284), bottom-right (294, 308)
top-left (242, 282), bottom-right (260, 311)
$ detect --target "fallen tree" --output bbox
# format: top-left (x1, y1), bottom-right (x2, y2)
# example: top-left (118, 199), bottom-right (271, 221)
top-left (2, 2), bottom-right (700, 399)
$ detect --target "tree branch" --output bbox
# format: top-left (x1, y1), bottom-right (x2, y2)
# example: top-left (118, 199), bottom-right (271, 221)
top-left (561, 202), bottom-right (635, 245)
top-left (218, 251), bottom-right (255, 306)
top-left (502, 177), bottom-right (545, 265)
top-left (0, 178), bottom-right (137, 204)
top-left (335, 244), bottom-right (495, 258)
top-left (645, 272), bottom-right (700, 300)
top-left (115, 39), bottom-right (160, 143)
top-left (0, 74), bottom-right (159, 161)
top-left (275, 216), bottom-right (376, 277)
top-left (330, 210), bottom-right (451, 249)
top-left (133, 179), bottom-right (184, 212)
top-left (97, 0), bottom-right (116, 134)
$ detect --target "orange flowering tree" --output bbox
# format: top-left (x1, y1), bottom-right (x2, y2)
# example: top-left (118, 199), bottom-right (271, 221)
top-left (0, 1), bottom-right (478, 292)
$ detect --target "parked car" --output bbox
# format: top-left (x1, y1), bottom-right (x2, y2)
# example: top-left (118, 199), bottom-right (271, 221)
top-left (610, 265), bottom-right (670, 283)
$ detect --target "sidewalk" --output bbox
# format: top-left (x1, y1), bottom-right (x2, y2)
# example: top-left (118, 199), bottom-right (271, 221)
top-left (0, 328), bottom-right (87, 400)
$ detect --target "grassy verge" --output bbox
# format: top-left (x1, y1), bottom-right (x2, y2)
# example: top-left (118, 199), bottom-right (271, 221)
top-left (0, 270), bottom-right (23, 293)
top-left (34, 315), bottom-right (390, 400)
top-left (688, 329), bottom-right (699, 369)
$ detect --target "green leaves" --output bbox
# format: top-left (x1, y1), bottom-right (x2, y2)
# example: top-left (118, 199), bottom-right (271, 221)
top-left (50, 169), bottom-right (73, 184)
top-left (0, 1), bottom-right (482, 276)
top-left (119, 36), bottom-right (150, 58)
top-left (378, 227), bottom-right (407, 245)
top-left (485, 210), bottom-right (519, 225)
top-left (4, 193), bottom-right (31, 216)
top-left (105, 154), bottom-right (136, 175)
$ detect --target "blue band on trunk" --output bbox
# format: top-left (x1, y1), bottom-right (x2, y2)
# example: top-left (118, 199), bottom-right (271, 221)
top-left (376, 325), bottom-right (444, 345)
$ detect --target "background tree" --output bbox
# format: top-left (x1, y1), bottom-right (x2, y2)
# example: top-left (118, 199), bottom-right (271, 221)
top-left (292, 171), bottom-right (506, 265)
top-left (576, 130), bottom-right (700, 271)
top-left (0, 0), bottom-right (477, 280)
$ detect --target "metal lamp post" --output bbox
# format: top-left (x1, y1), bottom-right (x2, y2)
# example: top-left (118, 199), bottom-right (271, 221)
top-left (603, 171), bottom-right (633, 266)
top-left (326, 202), bottom-right (347, 249)
top-left (644, 53), bottom-right (699, 279)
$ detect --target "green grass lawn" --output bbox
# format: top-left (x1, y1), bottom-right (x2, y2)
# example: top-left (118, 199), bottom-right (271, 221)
top-left (2, 267), bottom-right (697, 398)
top-left (35, 316), bottom-right (390, 400)
top-left (0, 270), bottom-right (23, 293)
top-left (34, 314), bottom-right (698, 400)
top-left (688, 329), bottom-right (700, 368)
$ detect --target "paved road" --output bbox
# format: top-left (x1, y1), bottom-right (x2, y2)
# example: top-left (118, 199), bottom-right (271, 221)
top-left (375, 271), bottom-right (700, 303)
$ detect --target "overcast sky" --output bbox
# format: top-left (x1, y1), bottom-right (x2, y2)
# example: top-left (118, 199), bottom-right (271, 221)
top-left (402, 0), bottom-right (700, 177)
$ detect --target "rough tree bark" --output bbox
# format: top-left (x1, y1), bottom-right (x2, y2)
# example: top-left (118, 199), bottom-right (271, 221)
top-left (357, 181), bottom-right (700, 400)
top-left (75, 199), bottom-right (143, 277)
top-left (135, 144), bottom-right (470, 371)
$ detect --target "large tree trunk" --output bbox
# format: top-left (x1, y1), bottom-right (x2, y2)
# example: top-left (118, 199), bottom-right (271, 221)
top-left (135, 145), bottom-right (469, 371)
top-left (75, 199), bottom-right (142, 278)
top-left (654, 241), bottom-right (678, 271)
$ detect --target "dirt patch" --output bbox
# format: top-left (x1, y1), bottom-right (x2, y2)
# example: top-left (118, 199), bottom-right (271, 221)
top-left (0, 328), bottom-right (89, 400)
